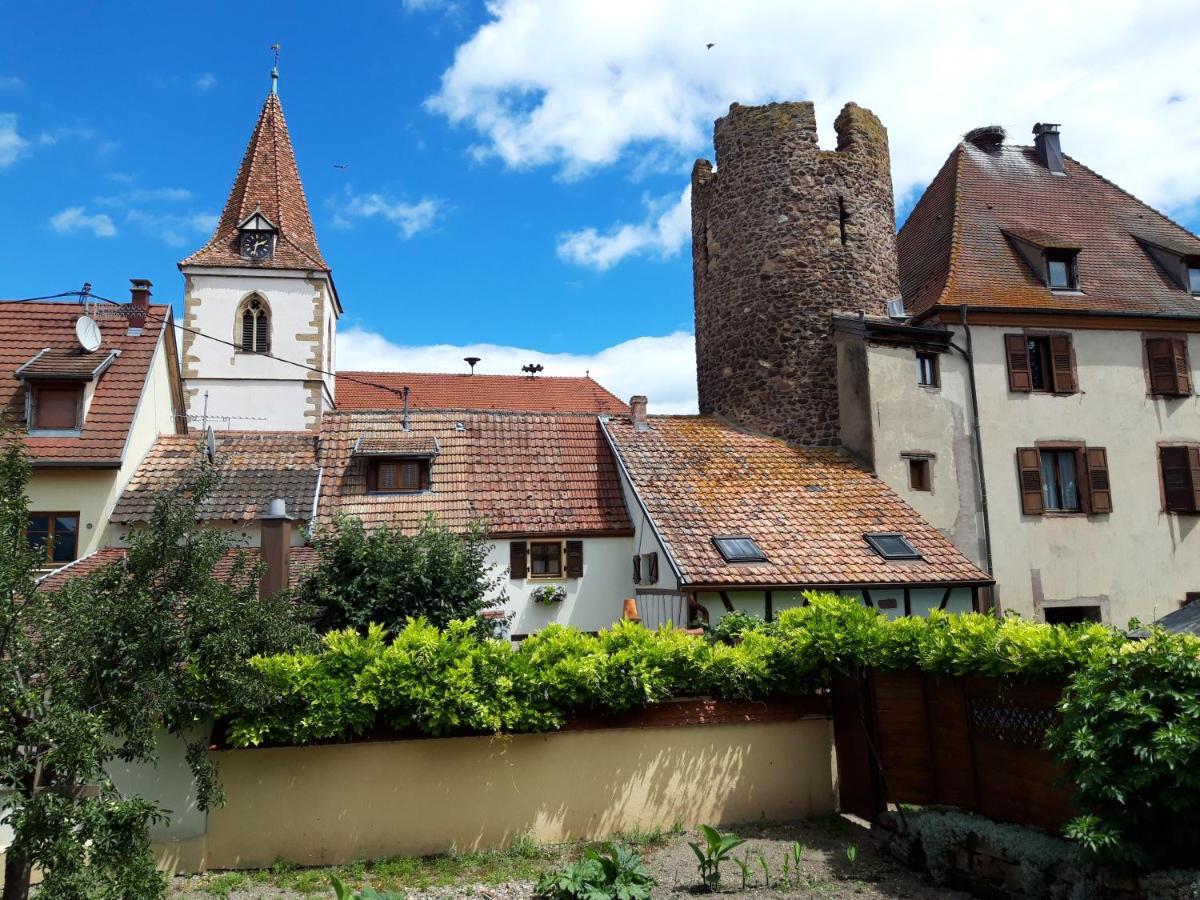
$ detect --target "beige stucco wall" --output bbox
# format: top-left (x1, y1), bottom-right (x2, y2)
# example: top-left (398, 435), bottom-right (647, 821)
top-left (203, 717), bottom-right (835, 870)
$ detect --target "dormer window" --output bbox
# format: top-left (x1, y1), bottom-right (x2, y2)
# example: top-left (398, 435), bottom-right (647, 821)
top-left (1189, 263), bottom-right (1200, 295)
top-left (367, 458), bottom-right (430, 493)
top-left (1133, 235), bottom-right (1200, 295)
top-left (1045, 249), bottom-right (1078, 290)
top-left (353, 434), bottom-right (439, 495)
top-left (237, 207), bottom-right (276, 261)
top-left (30, 383), bottom-right (82, 431)
top-left (1003, 229), bottom-right (1081, 292)
top-left (14, 347), bottom-right (120, 434)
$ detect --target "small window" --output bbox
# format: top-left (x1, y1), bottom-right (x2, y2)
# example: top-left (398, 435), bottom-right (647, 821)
top-left (1043, 605), bottom-right (1102, 625)
top-left (1046, 250), bottom-right (1078, 290)
top-left (367, 458), bottom-right (430, 493)
top-left (1039, 449), bottom-right (1081, 512)
top-left (1005, 333), bottom-right (1076, 394)
top-left (30, 384), bottom-right (82, 431)
top-left (908, 457), bottom-right (931, 492)
top-left (863, 532), bottom-right (921, 560)
top-left (27, 512), bottom-right (79, 564)
top-left (1026, 337), bottom-right (1052, 391)
top-left (712, 536), bottom-right (767, 563)
top-left (1189, 264), bottom-right (1200, 295)
top-left (1160, 446), bottom-right (1200, 513)
top-left (239, 296), bottom-right (270, 354)
top-left (529, 541), bottom-right (563, 578)
top-left (915, 352), bottom-right (939, 387)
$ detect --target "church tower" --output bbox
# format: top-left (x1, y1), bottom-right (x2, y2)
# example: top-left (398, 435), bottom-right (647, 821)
top-left (179, 69), bottom-right (339, 431)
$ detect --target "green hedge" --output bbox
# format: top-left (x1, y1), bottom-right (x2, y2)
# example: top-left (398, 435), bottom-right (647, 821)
top-left (227, 593), bottom-right (1122, 748)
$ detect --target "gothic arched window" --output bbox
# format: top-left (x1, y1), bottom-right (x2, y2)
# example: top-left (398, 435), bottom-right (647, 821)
top-left (238, 296), bottom-right (270, 354)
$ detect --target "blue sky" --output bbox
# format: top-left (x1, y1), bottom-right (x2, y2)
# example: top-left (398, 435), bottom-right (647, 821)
top-left (3, 1), bottom-right (1198, 411)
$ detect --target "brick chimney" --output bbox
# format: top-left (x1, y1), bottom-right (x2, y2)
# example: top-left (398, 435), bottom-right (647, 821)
top-left (259, 498), bottom-right (293, 599)
top-left (128, 278), bottom-right (151, 334)
top-left (629, 395), bottom-right (649, 431)
top-left (1033, 123), bottom-right (1064, 175)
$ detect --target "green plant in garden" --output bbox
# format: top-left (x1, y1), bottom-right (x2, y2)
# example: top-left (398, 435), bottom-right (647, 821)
top-left (329, 875), bottom-right (404, 899)
top-left (707, 610), bottom-right (769, 643)
top-left (1048, 627), bottom-right (1200, 869)
top-left (534, 842), bottom-right (654, 899)
top-left (753, 849), bottom-right (771, 888)
top-left (845, 843), bottom-right (858, 865)
top-left (688, 824), bottom-right (746, 890)
top-left (531, 584), bottom-right (567, 605)
top-left (732, 853), bottom-right (752, 889)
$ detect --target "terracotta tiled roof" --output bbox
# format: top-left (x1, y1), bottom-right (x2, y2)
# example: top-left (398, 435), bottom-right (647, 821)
top-left (336, 372), bottom-right (628, 414)
top-left (111, 432), bottom-right (320, 524)
top-left (317, 410), bottom-right (633, 537)
top-left (353, 435), bottom-right (440, 457)
top-left (603, 415), bottom-right (991, 589)
top-left (16, 347), bottom-right (120, 380)
top-left (180, 92), bottom-right (327, 271)
top-left (37, 545), bottom-right (317, 593)
top-left (899, 141), bottom-right (1200, 318)
top-left (0, 301), bottom-right (180, 466)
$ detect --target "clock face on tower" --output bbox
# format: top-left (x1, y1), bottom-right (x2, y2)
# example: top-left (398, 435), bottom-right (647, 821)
top-left (240, 231), bottom-right (274, 260)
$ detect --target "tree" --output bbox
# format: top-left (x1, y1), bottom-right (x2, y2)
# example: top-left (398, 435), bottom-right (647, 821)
top-left (0, 437), bottom-right (315, 900)
top-left (297, 515), bottom-right (506, 633)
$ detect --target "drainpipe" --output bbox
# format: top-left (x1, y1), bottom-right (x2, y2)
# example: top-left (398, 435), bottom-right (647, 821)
top-left (951, 305), bottom-right (994, 589)
top-left (402, 386), bottom-right (410, 431)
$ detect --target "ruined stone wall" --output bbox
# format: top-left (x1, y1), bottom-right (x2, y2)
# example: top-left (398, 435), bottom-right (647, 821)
top-left (692, 101), bottom-right (899, 445)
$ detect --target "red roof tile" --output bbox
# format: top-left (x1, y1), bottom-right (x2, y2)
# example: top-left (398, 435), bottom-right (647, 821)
top-left (603, 415), bottom-right (991, 589)
top-left (318, 410), bottom-right (633, 537)
top-left (0, 301), bottom-right (180, 466)
top-left (180, 92), bottom-right (327, 271)
top-left (899, 141), bottom-right (1200, 319)
top-left (336, 372), bottom-right (628, 414)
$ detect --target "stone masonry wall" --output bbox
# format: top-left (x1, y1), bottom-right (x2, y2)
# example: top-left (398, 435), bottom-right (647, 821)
top-left (692, 101), bottom-right (899, 445)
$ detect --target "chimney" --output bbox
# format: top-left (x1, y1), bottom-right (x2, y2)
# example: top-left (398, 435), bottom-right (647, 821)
top-left (1033, 123), bottom-right (1064, 175)
top-left (128, 278), bottom-right (151, 334)
top-left (259, 498), bottom-right (293, 599)
top-left (630, 395), bottom-right (649, 431)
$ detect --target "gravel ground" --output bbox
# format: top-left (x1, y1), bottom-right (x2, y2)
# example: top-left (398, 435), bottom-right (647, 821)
top-left (168, 815), bottom-right (968, 898)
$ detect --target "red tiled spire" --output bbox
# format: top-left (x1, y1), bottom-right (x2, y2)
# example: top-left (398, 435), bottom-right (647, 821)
top-left (181, 91), bottom-right (328, 271)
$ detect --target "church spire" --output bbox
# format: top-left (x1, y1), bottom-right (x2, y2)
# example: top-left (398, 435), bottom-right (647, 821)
top-left (180, 74), bottom-right (327, 272)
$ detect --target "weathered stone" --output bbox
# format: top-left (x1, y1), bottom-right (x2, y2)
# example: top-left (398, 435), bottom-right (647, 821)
top-left (692, 100), bottom-right (899, 445)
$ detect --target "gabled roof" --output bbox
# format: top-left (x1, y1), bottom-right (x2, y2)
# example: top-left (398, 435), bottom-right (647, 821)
top-left (111, 431), bottom-right (320, 524)
top-left (15, 348), bottom-right (120, 380)
top-left (898, 140), bottom-right (1200, 318)
top-left (180, 92), bottom-right (327, 271)
top-left (317, 410), bottom-right (633, 537)
top-left (336, 372), bottom-right (628, 414)
top-left (0, 301), bottom-right (181, 466)
top-left (602, 415), bottom-right (991, 589)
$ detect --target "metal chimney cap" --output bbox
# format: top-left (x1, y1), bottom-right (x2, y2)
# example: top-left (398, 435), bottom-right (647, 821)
top-left (262, 498), bottom-right (293, 520)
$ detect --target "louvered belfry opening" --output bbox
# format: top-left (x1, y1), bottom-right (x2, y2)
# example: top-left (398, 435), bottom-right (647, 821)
top-left (239, 296), bottom-right (270, 354)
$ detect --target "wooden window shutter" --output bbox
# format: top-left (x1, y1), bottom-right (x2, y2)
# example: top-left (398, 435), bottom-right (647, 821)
top-left (1085, 447), bottom-right (1112, 514)
top-left (1049, 335), bottom-right (1076, 393)
top-left (1190, 447), bottom-right (1200, 512)
top-left (1005, 334), bottom-right (1032, 392)
top-left (1161, 447), bottom-right (1194, 512)
top-left (1172, 338), bottom-right (1192, 395)
top-left (1147, 338), bottom-right (1179, 395)
top-left (632, 554), bottom-right (642, 585)
top-left (255, 309), bottom-right (269, 352)
top-left (646, 552), bottom-right (659, 584)
top-left (565, 540), bottom-right (584, 577)
top-left (509, 541), bottom-right (527, 579)
top-left (34, 387), bottom-right (80, 429)
top-left (1016, 448), bottom-right (1044, 515)
top-left (400, 461), bottom-right (421, 491)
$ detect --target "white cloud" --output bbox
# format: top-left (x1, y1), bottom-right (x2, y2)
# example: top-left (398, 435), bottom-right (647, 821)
top-left (49, 206), bottom-right (117, 238)
top-left (428, 0), bottom-right (1200, 214)
top-left (196, 73), bottom-right (218, 91)
top-left (96, 186), bottom-right (193, 207)
top-left (558, 185), bottom-right (690, 270)
top-left (329, 186), bottom-right (442, 239)
top-left (0, 76), bottom-right (22, 91)
top-left (125, 210), bottom-right (217, 246)
top-left (337, 325), bottom-right (698, 413)
top-left (0, 113), bottom-right (27, 167)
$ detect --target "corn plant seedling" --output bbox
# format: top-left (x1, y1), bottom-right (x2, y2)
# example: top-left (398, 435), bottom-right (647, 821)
top-left (846, 843), bottom-right (859, 865)
top-left (733, 853), bottom-right (752, 890)
top-left (754, 849), bottom-right (770, 888)
top-left (688, 824), bottom-right (746, 891)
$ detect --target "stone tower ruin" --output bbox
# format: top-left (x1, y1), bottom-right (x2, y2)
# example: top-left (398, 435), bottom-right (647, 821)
top-left (691, 101), bottom-right (899, 445)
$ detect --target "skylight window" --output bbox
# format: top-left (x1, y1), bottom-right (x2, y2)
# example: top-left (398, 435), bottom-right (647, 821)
top-left (863, 532), bottom-right (922, 561)
top-left (712, 536), bottom-right (768, 563)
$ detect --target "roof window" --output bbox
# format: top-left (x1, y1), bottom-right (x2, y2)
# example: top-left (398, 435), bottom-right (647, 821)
top-left (864, 532), bottom-right (922, 560)
top-left (1189, 263), bottom-right (1200, 296)
top-left (1045, 249), bottom-right (1079, 291)
top-left (712, 536), bottom-right (768, 563)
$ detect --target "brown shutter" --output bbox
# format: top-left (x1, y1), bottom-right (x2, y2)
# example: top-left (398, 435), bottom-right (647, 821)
top-left (1005, 334), bottom-right (1032, 392)
top-left (1147, 338), bottom-right (1178, 395)
top-left (632, 555), bottom-right (642, 585)
top-left (1190, 448), bottom-right (1200, 513)
top-left (400, 461), bottom-right (421, 490)
top-left (565, 540), bottom-right (584, 578)
top-left (1161, 447), bottom-right (1195, 512)
top-left (646, 552), bottom-right (659, 584)
top-left (1016, 448), bottom-right (1044, 515)
top-left (377, 462), bottom-right (398, 491)
top-left (34, 387), bottom-right (81, 429)
top-left (1085, 447), bottom-right (1112, 514)
top-left (1172, 338), bottom-right (1192, 395)
top-left (509, 541), bottom-right (527, 579)
top-left (1049, 335), bottom-right (1076, 393)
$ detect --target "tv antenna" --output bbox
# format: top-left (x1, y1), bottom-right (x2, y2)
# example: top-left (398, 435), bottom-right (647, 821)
top-left (521, 363), bottom-right (544, 377)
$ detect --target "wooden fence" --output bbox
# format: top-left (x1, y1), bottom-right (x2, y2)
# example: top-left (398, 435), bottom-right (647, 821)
top-left (832, 670), bottom-right (1074, 831)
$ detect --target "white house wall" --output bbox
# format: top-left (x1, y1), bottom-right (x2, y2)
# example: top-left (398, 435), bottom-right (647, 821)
top-left (695, 586), bottom-right (975, 626)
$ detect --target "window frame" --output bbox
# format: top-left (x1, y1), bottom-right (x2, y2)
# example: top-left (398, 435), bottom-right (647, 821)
top-left (711, 536), bottom-right (768, 563)
top-left (1158, 443), bottom-right (1200, 514)
top-left (863, 532), bottom-right (922, 561)
top-left (915, 351), bottom-right (940, 388)
top-left (1045, 249), bottom-right (1080, 291)
top-left (907, 456), bottom-right (932, 492)
top-left (365, 457), bottom-right (431, 494)
top-left (28, 382), bottom-right (84, 432)
top-left (1188, 262), bottom-right (1200, 296)
top-left (27, 511), bottom-right (81, 565)
top-left (1038, 446), bottom-right (1084, 514)
top-left (1004, 332), bottom-right (1077, 394)
top-left (528, 540), bottom-right (565, 580)
top-left (236, 294), bottom-right (271, 355)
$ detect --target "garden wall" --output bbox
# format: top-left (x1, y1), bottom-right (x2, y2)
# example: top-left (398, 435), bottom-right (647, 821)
top-left (198, 698), bottom-right (835, 871)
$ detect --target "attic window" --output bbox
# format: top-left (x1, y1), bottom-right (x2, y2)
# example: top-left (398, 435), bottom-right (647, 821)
top-left (1046, 250), bottom-right (1078, 290)
top-left (29, 383), bottom-right (83, 431)
top-left (367, 458), bottom-right (430, 494)
top-left (864, 532), bottom-right (922, 561)
top-left (1189, 263), bottom-right (1200, 295)
top-left (712, 536), bottom-right (768, 563)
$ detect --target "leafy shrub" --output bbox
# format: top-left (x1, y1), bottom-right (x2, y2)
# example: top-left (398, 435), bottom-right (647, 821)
top-left (1048, 628), bottom-right (1200, 869)
top-left (534, 842), bottom-right (655, 899)
top-left (688, 824), bottom-right (746, 890)
top-left (706, 610), bottom-right (769, 643)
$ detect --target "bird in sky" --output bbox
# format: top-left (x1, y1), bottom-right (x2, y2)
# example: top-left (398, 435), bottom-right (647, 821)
top-left (333, 164), bottom-right (349, 169)
top-left (706, 42), bottom-right (716, 49)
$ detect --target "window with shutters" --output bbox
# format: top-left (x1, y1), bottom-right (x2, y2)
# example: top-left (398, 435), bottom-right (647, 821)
top-left (27, 512), bottom-right (80, 564)
top-left (237, 295), bottom-right (270, 354)
top-left (632, 554), bottom-right (642, 584)
top-left (1145, 337), bottom-right (1192, 397)
top-left (642, 551), bottom-right (659, 584)
top-left (366, 458), bottom-right (430, 493)
top-left (1160, 445), bottom-right (1200, 514)
top-left (1016, 445), bottom-right (1111, 516)
top-left (1004, 333), bottom-right (1076, 393)
top-left (29, 383), bottom-right (82, 431)
top-left (529, 541), bottom-right (563, 579)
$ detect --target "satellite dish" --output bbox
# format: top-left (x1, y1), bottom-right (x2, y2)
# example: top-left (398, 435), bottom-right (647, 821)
top-left (75, 315), bottom-right (102, 353)
top-left (205, 426), bottom-right (217, 464)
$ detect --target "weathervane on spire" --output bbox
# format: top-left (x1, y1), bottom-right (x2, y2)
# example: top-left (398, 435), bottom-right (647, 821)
top-left (270, 43), bottom-right (280, 95)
